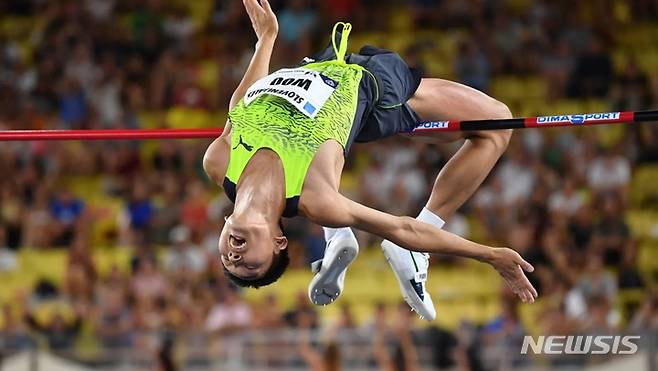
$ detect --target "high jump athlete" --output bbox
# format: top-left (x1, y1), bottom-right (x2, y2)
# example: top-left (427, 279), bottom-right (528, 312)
top-left (203, 0), bottom-right (537, 320)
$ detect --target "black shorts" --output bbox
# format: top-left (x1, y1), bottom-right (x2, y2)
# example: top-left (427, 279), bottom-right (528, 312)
top-left (302, 43), bottom-right (423, 154)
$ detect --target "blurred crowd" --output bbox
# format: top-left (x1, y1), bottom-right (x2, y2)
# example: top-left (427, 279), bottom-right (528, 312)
top-left (1, 0), bottom-right (658, 369)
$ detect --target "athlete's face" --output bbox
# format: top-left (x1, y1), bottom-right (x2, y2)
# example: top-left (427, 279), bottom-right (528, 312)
top-left (218, 215), bottom-right (287, 279)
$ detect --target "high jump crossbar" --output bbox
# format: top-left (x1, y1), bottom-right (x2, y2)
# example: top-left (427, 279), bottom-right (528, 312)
top-left (0, 110), bottom-right (656, 141)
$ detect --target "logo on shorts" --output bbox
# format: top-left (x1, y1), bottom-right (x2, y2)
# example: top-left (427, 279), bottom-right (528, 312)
top-left (536, 112), bottom-right (621, 125)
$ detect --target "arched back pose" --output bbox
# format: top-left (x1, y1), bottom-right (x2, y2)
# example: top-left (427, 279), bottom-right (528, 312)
top-left (203, 0), bottom-right (537, 320)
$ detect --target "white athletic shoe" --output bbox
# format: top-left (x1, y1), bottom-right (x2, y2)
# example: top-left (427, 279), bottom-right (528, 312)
top-left (381, 240), bottom-right (436, 321)
top-left (308, 229), bottom-right (359, 306)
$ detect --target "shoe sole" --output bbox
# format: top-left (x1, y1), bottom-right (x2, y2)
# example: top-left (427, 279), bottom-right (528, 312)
top-left (382, 241), bottom-right (436, 321)
top-left (308, 239), bottom-right (358, 306)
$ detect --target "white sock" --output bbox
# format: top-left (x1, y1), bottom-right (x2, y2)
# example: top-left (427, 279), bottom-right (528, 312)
top-left (323, 227), bottom-right (350, 241)
top-left (417, 207), bottom-right (446, 230)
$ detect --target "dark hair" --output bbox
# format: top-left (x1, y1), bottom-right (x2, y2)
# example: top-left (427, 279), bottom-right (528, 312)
top-left (222, 219), bottom-right (289, 289)
top-left (223, 248), bottom-right (290, 289)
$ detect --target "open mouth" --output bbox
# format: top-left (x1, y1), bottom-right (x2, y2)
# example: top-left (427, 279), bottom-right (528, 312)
top-left (229, 235), bottom-right (246, 247)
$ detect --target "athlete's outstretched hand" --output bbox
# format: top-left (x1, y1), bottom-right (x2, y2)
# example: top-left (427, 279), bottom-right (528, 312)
top-left (244, 0), bottom-right (278, 42)
top-left (489, 248), bottom-right (538, 303)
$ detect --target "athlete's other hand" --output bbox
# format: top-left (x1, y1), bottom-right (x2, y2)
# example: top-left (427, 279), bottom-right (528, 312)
top-left (244, 0), bottom-right (278, 42)
top-left (489, 248), bottom-right (538, 303)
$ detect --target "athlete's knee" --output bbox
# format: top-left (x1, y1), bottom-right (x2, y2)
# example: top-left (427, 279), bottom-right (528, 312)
top-left (489, 101), bottom-right (513, 149)
top-left (466, 128), bottom-right (512, 153)
top-left (491, 99), bottom-right (513, 120)
top-left (491, 128), bottom-right (513, 152)
top-left (466, 100), bottom-right (513, 152)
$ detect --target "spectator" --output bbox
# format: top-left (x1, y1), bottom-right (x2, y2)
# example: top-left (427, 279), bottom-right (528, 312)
top-left (149, 50), bottom-right (179, 109)
top-left (48, 190), bottom-right (85, 246)
top-left (24, 302), bottom-right (84, 352)
top-left (496, 140), bottom-right (536, 206)
top-left (297, 309), bottom-right (342, 371)
top-left (90, 58), bottom-right (123, 127)
top-left (586, 147), bottom-right (631, 197)
top-left (593, 193), bottom-right (631, 265)
top-left (131, 295), bottom-right (167, 351)
top-left (481, 294), bottom-right (528, 368)
top-left (635, 119), bottom-right (658, 162)
top-left (163, 5), bottom-right (196, 44)
top-left (163, 225), bottom-right (206, 274)
top-left (359, 154), bottom-right (396, 209)
top-left (57, 78), bottom-right (88, 128)
top-left (629, 292), bottom-right (658, 333)
top-left (0, 226), bottom-right (17, 272)
top-left (542, 40), bottom-right (574, 100)
top-left (285, 291), bottom-right (319, 328)
top-left (567, 37), bottom-right (614, 98)
top-left (204, 288), bottom-right (251, 334)
top-left (335, 304), bottom-right (356, 330)
top-left (582, 295), bottom-right (618, 334)
top-left (568, 203), bottom-right (596, 250)
top-left (157, 333), bottom-right (179, 371)
top-left (180, 180), bottom-right (210, 237)
top-left (122, 182), bottom-right (154, 244)
top-left (618, 243), bottom-right (644, 290)
top-left (131, 257), bottom-right (167, 301)
top-left (575, 253), bottom-right (617, 302)
top-left (372, 302), bottom-right (420, 371)
top-left (320, 0), bottom-right (360, 21)
top-left (93, 287), bottom-right (133, 350)
top-left (84, 0), bottom-right (116, 22)
top-left (252, 294), bottom-right (285, 330)
top-left (566, 253), bottom-right (619, 325)
top-left (611, 57), bottom-right (653, 111)
top-left (1, 186), bottom-right (23, 249)
top-left (278, 0), bottom-right (317, 60)
top-left (65, 42), bottom-right (99, 96)
top-left (0, 303), bottom-right (34, 352)
top-left (63, 238), bottom-right (97, 301)
top-left (150, 176), bottom-right (182, 244)
top-left (548, 177), bottom-right (585, 217)
top-left (454, 38), bottom-right (491, 92)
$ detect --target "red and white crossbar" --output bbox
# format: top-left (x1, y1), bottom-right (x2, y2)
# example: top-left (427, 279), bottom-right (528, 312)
top-left (410, 110), bottom-right (658, 133)
top-left (0, 110), bottom-right (655, 141)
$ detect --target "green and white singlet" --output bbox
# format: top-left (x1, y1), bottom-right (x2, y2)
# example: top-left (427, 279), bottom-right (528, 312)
top-left (223, 23), bottom-right (423, 217)
top-left (224, 24), bottom-right (365, 217)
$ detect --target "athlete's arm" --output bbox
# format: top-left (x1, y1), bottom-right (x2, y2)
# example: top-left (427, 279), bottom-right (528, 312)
top-left (204, 0), bottom-right (276, 185)
top-left (304, 193), bottom-right (538, 303)
top-left (229, 0), bottom-right (278, 110)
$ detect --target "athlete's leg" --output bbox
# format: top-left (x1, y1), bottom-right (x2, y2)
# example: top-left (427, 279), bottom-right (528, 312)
top-left (407, 78), bottom-right (513, 219)
top-left (346, 49), bottom-right (513, 318)
top-left (382, 78), bottom-right (512, 320)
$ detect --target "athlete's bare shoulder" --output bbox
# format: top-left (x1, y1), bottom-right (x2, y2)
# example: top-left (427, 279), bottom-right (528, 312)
top-left (202, 121), bottom-right (232, 187)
